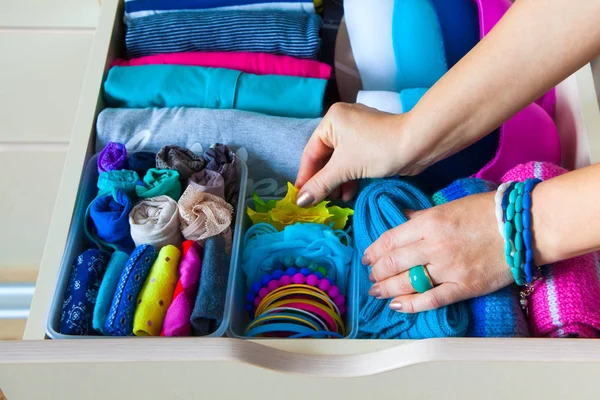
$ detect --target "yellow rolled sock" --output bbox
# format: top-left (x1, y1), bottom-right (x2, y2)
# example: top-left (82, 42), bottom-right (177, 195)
top-left (133, 245), bottom-right (181, 336)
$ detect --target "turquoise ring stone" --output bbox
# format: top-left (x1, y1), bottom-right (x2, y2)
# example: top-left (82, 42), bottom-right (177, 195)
top-left (409, 265), bottom-right (434, 293)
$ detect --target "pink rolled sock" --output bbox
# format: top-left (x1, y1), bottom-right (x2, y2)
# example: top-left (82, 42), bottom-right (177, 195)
top-left (113, 51), bottom-right (331, 80)
top-left (161, 240), bottom-right (203, 337)
top-left (501, 161), bottom-right (600, 338)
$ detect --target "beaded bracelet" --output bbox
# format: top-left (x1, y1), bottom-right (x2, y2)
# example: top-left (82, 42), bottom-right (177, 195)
top-left (505, 181), bottom-right (526, 286)
top-left (521, 178), bottom-right (542, 284)
top-left (494, 181), bottom-right (512, 238)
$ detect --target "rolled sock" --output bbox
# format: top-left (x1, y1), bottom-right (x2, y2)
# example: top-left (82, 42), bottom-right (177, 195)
top-left (133, 245), bottom-right (181, 336)
top-left (162, 241), bottom-right (203, 337)
top-left (103, 65), bottom-right (326, 118)
top-left (87, 189), bottom-right (135, 253)
top-left (355, 179), bottom-right (469, 339)
top-left (92, 251), bottom-right (129, 334)
top-left (178, 186), bottom-right (234, 252)
top-left (432, 177), bottom-right (529, 338)
top-left (203, 144), bottom-right (238, 206)
top-left (60, 249), bottom-right (110, 335)
top-left (190, 236), bottom-right (230, 336)
top-left (156, 145), bottom-right (205, 185)
top-left (96, 107), bottom-right (320, 198)
top-left (129, 195), bottom-right (184, 249)
top-left (97, 170), bottom-right (140, 198)
top-left (104, 245), bottom-right (158, 336)
top-left (113, 52), bottom-right (331, 79)
top-left (125, 11), bottom-right (322, 59)
top-left (136, 168), bottom-right (182, 200)
top-left (501, 161), bottom-right (600, 338)
top-left (128, 151), bottom-right (156, 177)
top-left (188, 169), bottom-right (225, 199)
top-left (98, 142), bottom-right (129, 173)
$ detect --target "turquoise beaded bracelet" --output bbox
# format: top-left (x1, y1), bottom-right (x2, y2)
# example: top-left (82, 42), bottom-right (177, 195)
top-left (501, 179), bottom-right (541, 286)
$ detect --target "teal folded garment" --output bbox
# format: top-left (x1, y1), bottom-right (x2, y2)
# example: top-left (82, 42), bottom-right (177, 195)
top-left (104, 65), bottom-right (326, 118)
top-left (136, 168), bottom-right (182, 200)
top-left (92, 251), bottom-right (129, 334)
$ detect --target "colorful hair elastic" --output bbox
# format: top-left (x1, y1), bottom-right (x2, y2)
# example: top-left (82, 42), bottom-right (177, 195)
top-left (260, 307), bottom-right (330, 332)
top-left (247, 271), bottom-right (345, 315)
top-left (256, 285), bottom-right (343, 318)
top-left (242, 222), bottom-right (353, 293)
top-left (245, 313), bottom-right (320, 333)
top-left (262, 299), bottom-right (344, 334)
top-left (245, 323), bottom-right (315, 338)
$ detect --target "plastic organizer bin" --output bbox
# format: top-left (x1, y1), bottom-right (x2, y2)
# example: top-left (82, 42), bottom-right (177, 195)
top-left (227, 197), bottom-right (359, 339)
top-left (46, 153), bottom-right (248, 339)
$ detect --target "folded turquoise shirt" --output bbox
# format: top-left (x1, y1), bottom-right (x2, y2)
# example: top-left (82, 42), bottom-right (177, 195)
top-left (104, 65), bottom-right (326, 118)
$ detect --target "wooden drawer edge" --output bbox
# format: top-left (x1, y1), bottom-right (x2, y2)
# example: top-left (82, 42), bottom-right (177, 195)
top-left (2, 338), bottom-right (600, 377)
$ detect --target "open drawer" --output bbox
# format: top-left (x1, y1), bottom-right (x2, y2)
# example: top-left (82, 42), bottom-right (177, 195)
top-left (4, 0), bottom-right (600, 398)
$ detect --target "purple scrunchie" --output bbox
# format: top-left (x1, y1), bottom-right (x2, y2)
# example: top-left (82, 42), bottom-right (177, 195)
top-left (98, 142), bottom-right (129, 173)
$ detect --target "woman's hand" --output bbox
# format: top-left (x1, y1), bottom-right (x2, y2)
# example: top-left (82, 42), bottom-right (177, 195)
top-left (295, 102), bottom-right (434, 207)
top-left (362, 192), bottom-right (514, 313)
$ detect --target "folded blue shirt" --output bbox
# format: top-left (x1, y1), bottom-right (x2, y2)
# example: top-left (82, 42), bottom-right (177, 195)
top-left (125, 10), bottom-right (322, 59)
top-left (104, 65), bottom-right (326, 118)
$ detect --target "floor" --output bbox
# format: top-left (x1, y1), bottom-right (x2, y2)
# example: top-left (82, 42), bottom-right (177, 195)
top-left (0, 0), bottom-right (101, 338)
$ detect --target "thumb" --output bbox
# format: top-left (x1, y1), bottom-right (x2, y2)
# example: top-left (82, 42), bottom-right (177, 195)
top-left (296, 156), bottom-right (346, 207)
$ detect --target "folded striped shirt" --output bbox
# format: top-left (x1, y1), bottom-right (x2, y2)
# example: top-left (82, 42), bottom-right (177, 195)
top-left (126, 11), bottom-right (322, 59)
top-left (125, 1), bottom-right (315, 20)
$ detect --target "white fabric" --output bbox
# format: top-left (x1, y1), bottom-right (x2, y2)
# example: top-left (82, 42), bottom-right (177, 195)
top-left (356, 90), bottom-right (403, 114)
top-left (344, 0), bottom-right (397, 91)
top-left (125, 2), bottom-right (316, 20)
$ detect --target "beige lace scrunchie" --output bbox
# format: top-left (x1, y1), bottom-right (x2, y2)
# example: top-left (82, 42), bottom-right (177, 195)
top-left (178, 185), bottom-right (234, 252)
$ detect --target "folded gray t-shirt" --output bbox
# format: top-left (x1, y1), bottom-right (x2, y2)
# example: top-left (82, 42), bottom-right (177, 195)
top-left (96, 108), bottom-right (320, 197)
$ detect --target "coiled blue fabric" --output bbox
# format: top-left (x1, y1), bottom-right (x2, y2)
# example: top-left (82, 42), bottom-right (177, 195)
top-left (432, 178), bottom-right (530, 337)
top-left (86, 189), bottom-right (136, 253)
top-left (242, 222), bottom-right (353, 293)
top-left (354, 179), bottom-right (469, 339)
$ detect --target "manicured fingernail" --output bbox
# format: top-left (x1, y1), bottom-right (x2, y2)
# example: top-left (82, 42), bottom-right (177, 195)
top-left (362, 254), bottom-right (371, 266)
top-left (296, 191), bottom-right (315, 208)
top-left (368, 271), bottom-right (375, 282)
top-left (368, 285), bottom-right (381, 298)
top-left (389, 301), bottom-right (402, 311)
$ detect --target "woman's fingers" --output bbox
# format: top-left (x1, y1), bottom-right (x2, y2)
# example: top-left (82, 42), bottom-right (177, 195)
top-left (388, 283), bottom-right (463, 313)
top-left (368, 240), bottom-right (429, 282)
top-left (294, 123), bottom-right (333, 191)
top-left (362, 218), bottom-right (426, 266)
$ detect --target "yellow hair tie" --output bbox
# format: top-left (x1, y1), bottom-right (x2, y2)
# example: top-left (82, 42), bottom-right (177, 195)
top-left (256, 284), bottom-right (337, 317)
